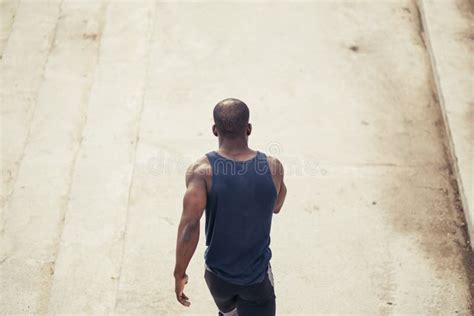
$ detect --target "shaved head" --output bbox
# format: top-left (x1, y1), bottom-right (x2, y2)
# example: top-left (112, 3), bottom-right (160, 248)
top-left (213, 98), bottom-right (250, 138)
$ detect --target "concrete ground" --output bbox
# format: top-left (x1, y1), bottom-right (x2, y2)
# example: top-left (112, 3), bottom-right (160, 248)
top-left (1, 0), bottom-right (472, 315)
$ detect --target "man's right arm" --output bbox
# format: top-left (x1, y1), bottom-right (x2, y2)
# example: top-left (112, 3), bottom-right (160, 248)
top-left (274, 180), bottom-right (286, 214)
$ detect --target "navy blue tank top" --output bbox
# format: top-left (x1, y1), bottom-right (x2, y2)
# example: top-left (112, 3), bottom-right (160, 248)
top-left (204, 151), bottom-right (277, 285)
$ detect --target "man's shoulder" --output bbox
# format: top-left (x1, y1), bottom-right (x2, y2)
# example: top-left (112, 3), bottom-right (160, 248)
top-left (265, 154), bottom-right (284, 176)
top-left (266, 154), bottom-right (281, 165)
top-left (186, 156), bottom-right (212, 179)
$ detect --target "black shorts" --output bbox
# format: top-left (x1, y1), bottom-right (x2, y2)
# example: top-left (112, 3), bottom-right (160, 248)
top-left (204, 265), bottom-right (276, 316)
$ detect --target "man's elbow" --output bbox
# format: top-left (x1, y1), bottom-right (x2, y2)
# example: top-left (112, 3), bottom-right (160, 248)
top-left (273, 203), bottom-right (284, 214)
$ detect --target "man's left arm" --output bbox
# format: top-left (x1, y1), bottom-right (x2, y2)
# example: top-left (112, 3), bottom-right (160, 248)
top-left (173, 164), bottom-right (207, 307)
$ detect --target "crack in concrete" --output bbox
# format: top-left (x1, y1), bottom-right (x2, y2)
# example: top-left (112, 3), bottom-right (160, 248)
top-left (112, 3), bottom-right (158, 313)
top-left (1, 0), bottom-right (63, 237)
top-left (414, 1), bottom-right (427, 49)
top-left (0, 0), bottom-right (21, 58)
top-left (38, 2), bottom-right (110, 314)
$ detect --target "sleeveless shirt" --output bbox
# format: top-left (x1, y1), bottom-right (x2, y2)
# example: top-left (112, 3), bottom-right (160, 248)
top-left (204, 151), bottom-right (277, 285)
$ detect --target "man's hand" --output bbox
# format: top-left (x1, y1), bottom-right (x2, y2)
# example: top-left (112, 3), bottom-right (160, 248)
top-left (175, 273), bottom-right (190, 307)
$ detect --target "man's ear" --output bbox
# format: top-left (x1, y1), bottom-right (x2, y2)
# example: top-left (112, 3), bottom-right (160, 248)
top-left (212, 124), bottom-right (218, 137)
top-left (247, 123), bottom-right (252, 136)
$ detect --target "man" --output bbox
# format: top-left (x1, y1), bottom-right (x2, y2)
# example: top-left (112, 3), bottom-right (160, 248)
top-left (174, 98), bottom-right (287, 316)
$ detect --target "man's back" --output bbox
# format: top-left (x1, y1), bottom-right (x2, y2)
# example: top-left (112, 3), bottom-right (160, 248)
top-left (204, 150), bottom-right (277, 285)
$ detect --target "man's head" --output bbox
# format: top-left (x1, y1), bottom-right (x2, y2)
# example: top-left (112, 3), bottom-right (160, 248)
top-left (212, 98), bottom-right (251, 139)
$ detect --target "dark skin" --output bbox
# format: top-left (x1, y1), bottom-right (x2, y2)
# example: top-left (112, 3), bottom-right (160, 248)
top-left (173, 123), bottom-right (287, 307)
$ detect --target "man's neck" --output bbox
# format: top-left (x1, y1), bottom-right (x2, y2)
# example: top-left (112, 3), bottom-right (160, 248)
top-left (218, 137), bottom-right (249, 154)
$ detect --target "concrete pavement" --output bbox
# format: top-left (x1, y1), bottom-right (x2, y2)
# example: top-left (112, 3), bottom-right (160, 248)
top-left (1, 0), bottom-right (472, 314)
